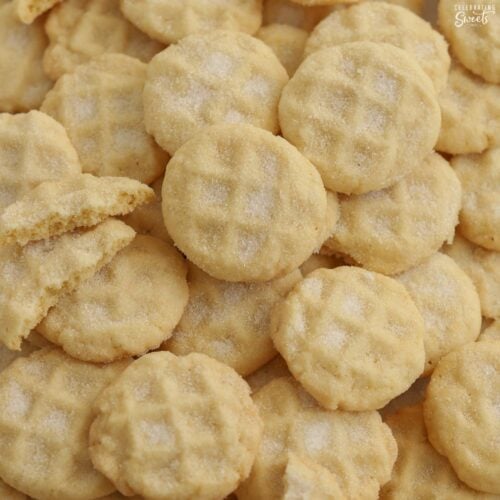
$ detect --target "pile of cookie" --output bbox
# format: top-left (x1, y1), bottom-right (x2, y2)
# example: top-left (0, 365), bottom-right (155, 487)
top-left (0, 0), bottom-right (499, 499)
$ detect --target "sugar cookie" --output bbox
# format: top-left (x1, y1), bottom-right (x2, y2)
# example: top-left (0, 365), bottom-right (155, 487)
top-left (0, 3), bottom-right (52, 112)
top-left (452, 148), bottom-right (500, 251)
top-left (166, 263), bottom-right (301, 376)
top-left (437, 61), bottom-right (500, 155)
top-left (305, 3), bottom-right (450, 92)
top-left (325, 153), bottom-right (461, 274)
top-left (162, 124), bottom-right (327, 282)
top-left (256, 24), bottom-right (308, 75)
top-left (41, 54), bottom-right (168, 183)
top-left (0, 348), bottom-right (129, 500)
top-left (0, 174), bottom-right (154, 246)
top-left (89, 352), bottom-right (263, 499)
top-left (237, 377), bottom-right (397, 499)
top-left (120, 0), bottom-right (262, 44)
top-left (245, 355), bottom-right (291, 393)
top-left (0, 219), bottom-right (135, 350)
top-left (395, 253), bottom-right (481, 374)
top-left (279, 42), bottom-right (440, 194)
top-left (0, 479), bottom-right (26, 500)
top-left (443, 233), bottom-right (500, 318)
top-left (14, 0), bottom-right (62, 23)
top-left (424, 342), bottom-right (500, 494)
top-left (43, 0), bottom-right (163, 80)
top-left (480, 320), bottom-right (500, 343)
top-left (144, 31), bottom-right (288, 155)
top-left (272, 267), bottom-right (425, 410)
top-left (438, 0), bottom-right (500, 83)
top-left (300, 253), bottom-right (344, 276)
top-left (0, 111), bottom-right (81, 212)
top-left (379, 377), bottom-right (429, 418)
top-left (263, 0), bottom-right (331, 31)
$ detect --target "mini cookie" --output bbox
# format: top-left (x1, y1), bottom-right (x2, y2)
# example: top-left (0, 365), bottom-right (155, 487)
top-left (162, 124), bottom-right (327, 282)
top-left (263, 0), bottom-right (332, 31)
top-left (0, 479), bottom-right (26, 500)
top-left (479, 320), bottom-right (500, 342)
top-left (41, 54), bottom-right (168, 183)
top-left (452, 148), bottom-right (500, 251)
top-left (89, 352), bottom-right (263, 499)
top-left (0, 174), bottom-right (154, 246)
top-left (437, 61), bottom-right (500, 155)
top-left (0, 111), bottom-right (81, 212)
top-left (300, 253), bottom-right (345, 276)
top-left (245, 355), bottom-right (291, 393)
top-left (166, 263), bottom-right (301, 376)
top-left (256, 24), bottom-right (309, 76)
top-left (43, 0), bottom-right (163, 80)
top-left (379, 377), bottom-right (429, 418)
top-left (305, 3), bottom-right (450, 92)
top-left (144, 30), bottom-right (288, 155)
top-left (237, 377), bottom-right (397, 499)
top-left (325, 153), bottom-right (461, 274)
top-left (382, 405), bottom-right (495, 499)
top-left (0, 219), bottom-right (135, 350)
top-left (443, 233), bottom-right (500, 318)
top-left (423, 342), bottom-right (500, 494)
top-left (395, 253), bottom-right (481, 374)
top-left (0, 348), bottom-right (129, 500)
top-left (279, 42), bottom-right (440, 194)
top-left (120, 0), bottom-right (262, 44)
top-left (38, 235), bottom-right (188, 362)
top-left (14, 0), bottom-right (62, 23)
top-left (272, 267), bottom-right (425, 410)
top-left (438, 0), bottom-right (500, 83)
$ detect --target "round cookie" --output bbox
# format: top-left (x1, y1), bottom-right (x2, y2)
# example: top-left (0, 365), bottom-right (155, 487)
top-left (443, 234), bottom-right (500, 318)
top-left (437, 61), bottom-right (500, 155)
top-left (279, 41), bottom-right (440, 194)
top-left (120, 0), bottom-right (262, 44)
top-left (256, 24), bottom-right (308, 76)
top-left (480, 320), bottom-right (500, 343)
top-left (144, 30), bottom-right (288, 155)
top-left (325, 153), bottom-right (462, 275)
top-left (395, 253), bottom-right (481, 374)
top-left (0, 3), bottom-right (52, 112)
top-left (165, 263), bottom-right (301, 376)
top-left (43, 0), bottom-right (163, 80)
top-left (89, 351), bottom-right (263, 499)
top-left (245, 355), bottom-right (291, 393)
top-left (381, 405), bottom-right (495, 499)
top-left (38, 235), bottom-right (188, 363)
top-left (0, 348), bottom-right (129, 500)
top-left (0, 111), bottom-right (81, 212)
top-left (263, 0), bottom-right (332, 31)
top-left (162, 124), bottom-right (327, 282)
top-left (423, 342), bottom-right (500, 494)
top-left (271, 267), bottom-right (426, 410)
top-left (41, 54), bottom-right (168, 183)
top-left (452, 148), bottom-right (500, 251)
top-left (438, 0), bottom-right (500, 83)
top-left (237, 377), bottom-right (397, 499)
top-left (305, 3), bottom-right (450, 92)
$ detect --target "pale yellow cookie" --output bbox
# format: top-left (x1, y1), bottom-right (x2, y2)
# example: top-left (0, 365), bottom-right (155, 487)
top-left (0, 348), bottom-right (129, 500)
top-left (305, 3), bottom-right (450, 92)
top-left (166, 263), bottom-right (301, 376)
top-left (0, 3), bottom-right (52, 112)
top-left (0, 479), bottom-right (27, 500)
top-left (0, 111), bottom-right (81, 212)
top-left (120, 0), bottom-right (262, 44)
top-left (41, 54), bottom-right (168, 182)
top-left (452, 148), bottom-right (500, 251)
top-left (382, 405), bottom-right (496, 499)
top-left (438, 0), bottom-right (500, 83)
top-left (245, 355), bottom-right (291, 393)
top-left (256, 24), bottom-right (309, 76)
top-left (480, 320), bottom-right (500, 342)
top-left (43, 0), bottom-right (163, 80)
top-left (299, 253), bottom-right (345, 275)
top-left (0, 219), bottom-right (135, 350)
top-left (0, 174), bottom-right (154, 246)
top-left (443, 233), bottom-right (500, 318)
top-left (89, 351), bottom-right (263, 499)
top-left (272, 267), bottom-right (425, 410)
top-left (279, 42), bottom-right (440, 194)
top-left (237, 377), bottom-right (397, 499)
top-left (144, 30), bottom-right (288, 155)
top-left (38, 235), bottom-right (188, 363)
top-left (437, 61), bottom-right (500, 155)
top-left (162, 124), bottom-right (327, 282)
top-left (263, 0), bottom-right (332, 31)
top-left (395, 253), bottom-right (482, 374)
top-left (424, 342), bottom-right (500, 494)
top-left (379, 376), bottom-right (429, 418)
top-left (326, 153), bottom-right (461, 274)
top-left (14, 0), bottom-right (61, 23)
